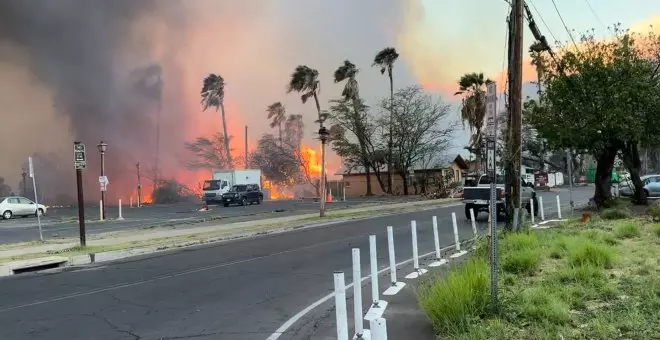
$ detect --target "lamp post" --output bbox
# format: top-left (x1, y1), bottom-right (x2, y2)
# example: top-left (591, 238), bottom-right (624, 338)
top-left (97, 141), bottom-right (108, 220)
top-left (318, 126), bottom-right (329, 217)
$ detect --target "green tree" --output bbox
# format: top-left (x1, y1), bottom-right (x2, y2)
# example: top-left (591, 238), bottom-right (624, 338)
top-left (266, 102), bottom-right (286, 147)
top-left (287, 65), bottom-right (328, 215)
top-left (373, 47), bottom-right (399, 194)
top-left (200, 73), bottom-right (232, 166)
top-left (527, 29), bottom-right (660, 206)
top-left (454, 73), bottom-right (491, 176)
top-left (334, 60), bottom-right (373, 196)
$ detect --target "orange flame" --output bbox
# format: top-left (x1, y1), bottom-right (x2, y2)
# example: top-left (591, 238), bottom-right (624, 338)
top-left (301, 146), bottom-right (322, 179)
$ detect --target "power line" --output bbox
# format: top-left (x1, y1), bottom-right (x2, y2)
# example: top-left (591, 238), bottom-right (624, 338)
top-left (527, 0), bottom-right (558, 44)
top-left (550, 0), bottom-right (579, 50)
top-left (583, 0), bottom-right (610, 34)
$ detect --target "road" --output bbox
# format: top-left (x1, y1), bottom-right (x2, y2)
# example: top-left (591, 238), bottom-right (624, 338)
top-left (0, 196), bottom-right (421, 244)
top-left (0, 187), bottom-right (591, 340)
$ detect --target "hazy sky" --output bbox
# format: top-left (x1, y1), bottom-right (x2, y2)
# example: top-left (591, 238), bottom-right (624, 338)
top-left (1, 0), bottom-right (659, 196)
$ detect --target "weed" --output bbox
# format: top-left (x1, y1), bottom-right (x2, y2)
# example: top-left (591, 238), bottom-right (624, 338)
top-left (652, 224), bottom-right (660, 237)
top-left (568, 241), bottom-right (615, 269)
top-left (502, 231), bottom-right (539, 251)
top-left (518, 288), bottom-right (570, 324)
top-left (417, 258), bottom-right (489, 335)
top-left (614, 222), bottom-right (640, 239)
top-left (502, 248), bottom-right (540, 275)
top-left (600, 208), bottom-right (629, 220)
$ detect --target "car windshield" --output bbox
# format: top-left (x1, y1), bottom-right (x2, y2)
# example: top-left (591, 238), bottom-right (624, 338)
top-left (231, 185), bottom-right (247, 192)
top-left (203, 180), bottom-right (221, 190)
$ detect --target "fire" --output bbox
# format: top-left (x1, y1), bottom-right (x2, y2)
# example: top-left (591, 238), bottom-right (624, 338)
top-left (263, 180), bottom-right (293, 200)
top-left (301, 146), bottom-right (322, 178)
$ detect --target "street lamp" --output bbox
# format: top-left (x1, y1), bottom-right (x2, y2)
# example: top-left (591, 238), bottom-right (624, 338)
top-left (97, 140), bottom-right (108, 220)
top-left (318, 126), bottom-right (329, 217)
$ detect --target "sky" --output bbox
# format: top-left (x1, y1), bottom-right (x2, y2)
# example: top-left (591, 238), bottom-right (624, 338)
top-left (0, 0), bottom-right (659, 200)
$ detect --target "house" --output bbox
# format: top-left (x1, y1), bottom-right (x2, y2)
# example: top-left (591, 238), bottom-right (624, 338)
top-left (338, 155), bottom-right (469, 196)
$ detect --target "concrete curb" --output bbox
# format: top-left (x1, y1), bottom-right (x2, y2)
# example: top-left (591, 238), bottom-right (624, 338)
top-left (0, 200), bottom-right (461, 278)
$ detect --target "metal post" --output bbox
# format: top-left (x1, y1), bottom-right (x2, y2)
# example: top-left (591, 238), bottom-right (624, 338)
top-left (369, 235), bottom-right (380, 307)
top-left (411, 221), bottom-right (419, 271)
top-left (567, 150), bottom-right (574, 216)
top-left (76, 168), bottom-right (86, 247)
top-left (352, 249), bottom-right (365, 337)
top-left (556, 195), bottom-right (562, 219)
top-left (118, 199), bottom-right (124, 220)
top-left (333, 272), bottom-right (349, 340)
top-left (99, 144), bottom-right (106, 220)
top-left (370, 318), bottom-right (388, 340)
top-left (539, 196), bottom-right (545, 221)
top-left (28, 157), bottom-right (43, 241)
top-left (387, 226), bottom-right (397, 284)
top-left (99, 200), bottom-right (104, 221)
top-left (130, 196), bottom-right (133, 208)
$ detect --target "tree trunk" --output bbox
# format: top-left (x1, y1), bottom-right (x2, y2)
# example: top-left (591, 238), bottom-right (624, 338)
top-left (351, 98), bottom-right (373, 196)
top-left (387, 70), bottom-right (394, 195)
top-left (219, 103), bottom-right (233, 165)
top-left (621, 141), bottom-right (647, 205)
top-left (593, 145), bottom-right (617, 208)
top-left (278, 123), bottom-right (283, 148)
top-left (400, 171), bottom-right (409, 195)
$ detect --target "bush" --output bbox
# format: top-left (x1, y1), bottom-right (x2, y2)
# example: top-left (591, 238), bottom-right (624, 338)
top-left (600, 208), bottom-right (629, 220)
top-left (502, 248), bottom-right (540, 275)
top-left (568, 241), bottom-right (615, 269)
top-left (417, 258), bottom-right (489, 335)
top-left (614, 222), bottom-right (640, 239)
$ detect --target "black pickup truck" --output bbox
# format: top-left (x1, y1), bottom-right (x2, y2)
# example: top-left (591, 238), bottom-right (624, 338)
top-left (462, 174), bottom-right (537, 220)
top-left (221, 184), bottom-right (264, 207)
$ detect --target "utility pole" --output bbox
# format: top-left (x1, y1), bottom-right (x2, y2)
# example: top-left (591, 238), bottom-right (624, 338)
top-left (20, 168), bottom-right (27, 196)
top-left (505, 0), bottom-right (524, 229)
top-left (136, 162), bottom-right (142, 208)
top-left (73, 141), bottom-right (87, 247)
top-left (245, 125), bottom-right (248, 169)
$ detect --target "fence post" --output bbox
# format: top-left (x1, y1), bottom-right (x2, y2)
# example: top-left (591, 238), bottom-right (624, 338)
top-left (333, 272), bottom-right (349, 340)
top-left (383, 226), bottom-right (405, 296)
top-left (429, 216), bottom-right (447, 267)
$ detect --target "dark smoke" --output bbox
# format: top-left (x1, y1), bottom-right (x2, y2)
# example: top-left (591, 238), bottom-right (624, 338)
top-left (0, 0), bottom-right (185, 202)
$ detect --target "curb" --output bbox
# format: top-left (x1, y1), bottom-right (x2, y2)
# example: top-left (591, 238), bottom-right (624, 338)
top-left (0, 200), bottom-right (462, 278)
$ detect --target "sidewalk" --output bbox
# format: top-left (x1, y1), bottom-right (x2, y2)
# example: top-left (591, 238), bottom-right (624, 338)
top-left (0, 198), bottom-right (459, 265)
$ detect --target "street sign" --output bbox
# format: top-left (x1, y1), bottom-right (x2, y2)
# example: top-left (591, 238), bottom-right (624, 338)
top-left (28, 157), bottom-right (34, 178)
top-left (487, 148), bottom-right (495, 172)
top-left (99, 176), bottom-right (109, 192)
top-left (74, 142), bottom-right (86, 170)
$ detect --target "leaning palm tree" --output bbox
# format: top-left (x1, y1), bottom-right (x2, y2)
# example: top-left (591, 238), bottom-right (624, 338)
top-left (334, 60), bottom-right (373, 196)
top-left (200, 73), bottom-right (232, 165)
top-left (373, 47), bottom-right (399, 194)
top-left (287, 65), bottom-right (328, 217)
top-left (266, 102), bottom-right (286, 147)
top-left (454, 72), bottom-right (491, 175)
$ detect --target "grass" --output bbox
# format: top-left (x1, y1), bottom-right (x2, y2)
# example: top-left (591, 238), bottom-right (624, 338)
top-left (600, 208), bottom-right (630, 220)
top-left (418, 216), bottom-right (660, 339)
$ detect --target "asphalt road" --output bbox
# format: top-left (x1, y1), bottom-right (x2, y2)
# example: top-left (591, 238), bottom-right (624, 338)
top-left (0, 187), bottom-right (592, 340)
top-left (0, 196), bottom-right (421, 244)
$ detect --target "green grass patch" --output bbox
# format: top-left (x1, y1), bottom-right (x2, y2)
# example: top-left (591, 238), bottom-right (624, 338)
top-left (418, 217), bottom-right (660, 339)
top-left (417, 258), bottom-right (489, 335)
top-left (600, 208), bottom-right (630, 220)
top-left (614, 222), bottom-right (640, 239)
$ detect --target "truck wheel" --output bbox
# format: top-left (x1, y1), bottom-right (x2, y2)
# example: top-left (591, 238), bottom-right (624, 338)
top-left (241, 197), bottom-right (247, 206)
top-left (223, 203), bottom-right (229, 207)
top-left (465, 204), bottom-right (474, 220)
top-left (257, 196), bottom-right (262, 204)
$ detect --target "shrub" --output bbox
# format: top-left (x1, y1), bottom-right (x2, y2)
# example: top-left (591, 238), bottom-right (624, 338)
top-left (568, 241), bottom-right (615, 269)
top-left (417, 258), bottom-right (489, 335)
top-left (502, 248), bottom-right (540, 275)
top-left (600, 208), bottom-right (629, 220)
top-left (614, 222), bottom-right (640, 239)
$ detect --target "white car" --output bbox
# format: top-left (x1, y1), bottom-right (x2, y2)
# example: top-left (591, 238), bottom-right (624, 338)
top-left (0, 196), bottom-right (48, 220)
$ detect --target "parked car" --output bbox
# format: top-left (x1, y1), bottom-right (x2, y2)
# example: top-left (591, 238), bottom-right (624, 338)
top-left (220, 184), bottom-right (263, 207)
top-left (0, 196), bottom-right (48, 220)
top-left (619, 174), bottom-right (660, 197)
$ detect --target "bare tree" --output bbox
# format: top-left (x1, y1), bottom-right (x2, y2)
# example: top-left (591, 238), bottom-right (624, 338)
top-left (387, 86), bottom-right (457, 195)
top-left (184, 133), bottom-right (233, 170)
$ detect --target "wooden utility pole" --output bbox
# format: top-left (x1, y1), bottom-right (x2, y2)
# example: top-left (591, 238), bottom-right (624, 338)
top-left (136, 162), bottom-right (142, 208)
top-left (506, 0), bottom-right (524, 229)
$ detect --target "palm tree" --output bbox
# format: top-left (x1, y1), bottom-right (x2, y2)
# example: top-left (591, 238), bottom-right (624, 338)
top-left (455, 72), bottom-right (491, 175)
top-left (266, 102), bottom-right (286, 147)
top-left (334, 60), bottom-right (373, 196)
top-left (373, 47), bottom-right (399, 194)
top-left (287, 65), bottom-right (328, 217)
top-left (200, 73), bottom-right (232, 165)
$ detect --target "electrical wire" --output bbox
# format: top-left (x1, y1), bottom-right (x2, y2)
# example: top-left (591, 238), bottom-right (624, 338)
top-left (527, 0), bottom-right (559, 44)
top-left (583, 0), bottom-right (611, 34)
top-left (550, 0), bottom-right (579, 50)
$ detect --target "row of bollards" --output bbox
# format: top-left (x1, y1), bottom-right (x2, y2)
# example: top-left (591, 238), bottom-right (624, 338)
top-left (532, 194), bottom-right (563, 224)
top-left (99, 198), bottom-right (125, 222)
top-left (333, 211), bottom-right (477, 340)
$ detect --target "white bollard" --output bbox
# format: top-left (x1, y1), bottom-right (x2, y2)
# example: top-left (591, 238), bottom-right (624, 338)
top-left (530, 198), bottom-right (535, 224)
top-left (383, 227), bottom-right (405, 296)
top-left (556, 195), bottom-right (562, 219)
top-left (130, 196), bottom-right (133, 208)
top-left (352, 249), bottom-right (366, 338)
top-left (99, 200), bottom-right (104, 221)
top-left (450, 212), bottom-right (467, 258)
top-left (118, 199), bottom-right (124, 220)
top-left (404, 221), bottom-right (427, 279)
top-left (539, 196), bottom-right (545, 221)
top-left (429, 216), bottom-right (447, 267)
top-left (369, 235), bottom-right (380, 307)
top-left (470, 208), bottom-right (477, 237)
top-left (333, 272), bottom-right (349, 340)
top-left (369, 317), bottom-right (387, 340)
top-left (365, 235), bottom-right (388, 321)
